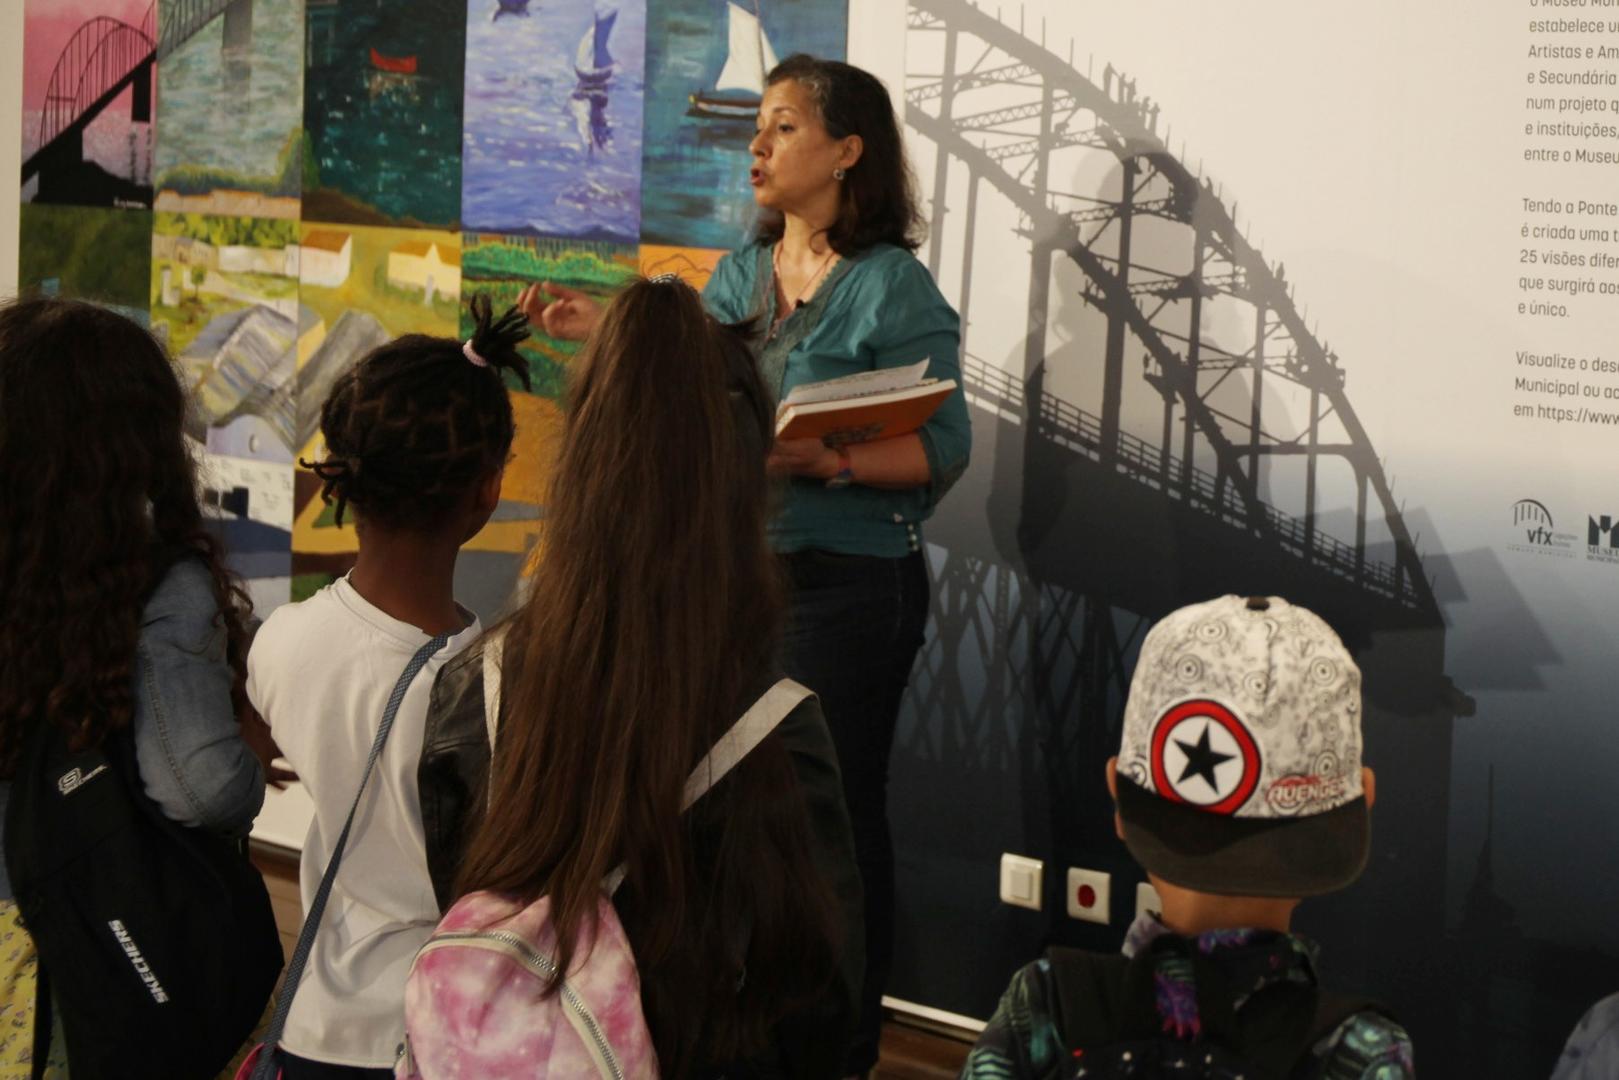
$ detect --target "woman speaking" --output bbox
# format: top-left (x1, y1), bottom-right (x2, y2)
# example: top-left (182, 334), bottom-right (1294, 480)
top-left (522, 54), bottom-right (970, 1077)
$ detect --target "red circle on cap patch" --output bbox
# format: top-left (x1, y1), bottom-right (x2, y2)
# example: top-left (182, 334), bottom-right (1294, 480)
top-left (1149, 699), bottom-right (1262, 815)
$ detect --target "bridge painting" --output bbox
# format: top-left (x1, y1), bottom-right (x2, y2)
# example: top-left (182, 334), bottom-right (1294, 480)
top-left (886, 0), bottom-right (1471, 1060)
top-left (20, 0), bottom-right (158, 207)
top-left (20, 0), bottom-right (269, 209)
top-left (154, 0), bottom-right (307, 219)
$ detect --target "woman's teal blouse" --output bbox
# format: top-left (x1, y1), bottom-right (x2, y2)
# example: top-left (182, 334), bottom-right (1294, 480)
top-left (703, 242), bottom-right (972, 558)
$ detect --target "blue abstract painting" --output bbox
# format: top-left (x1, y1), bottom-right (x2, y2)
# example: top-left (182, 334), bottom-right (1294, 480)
top-left (640, 0), bottom-right (846, 250)
top-left (461, 0), bottom-right (646, 243)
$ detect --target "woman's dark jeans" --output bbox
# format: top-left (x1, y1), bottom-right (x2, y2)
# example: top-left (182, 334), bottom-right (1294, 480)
top-left (780, 549), bottom-right (930, 1075)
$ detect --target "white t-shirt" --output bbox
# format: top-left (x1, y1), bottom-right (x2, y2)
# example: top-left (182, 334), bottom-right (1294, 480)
top-left (247, 576), bottom-right (481, 1067)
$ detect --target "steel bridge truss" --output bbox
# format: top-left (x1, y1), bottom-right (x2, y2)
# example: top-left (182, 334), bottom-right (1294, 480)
top-left (906, 0), bottom-right (1436, 617)
top-left (24, 0), bottom-right (242, 184)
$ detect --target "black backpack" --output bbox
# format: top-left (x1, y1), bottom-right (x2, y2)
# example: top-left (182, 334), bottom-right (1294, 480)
top-left (4, 703), bottom-right (284, 1078)
top-left (1046, 940), bottom-right (1387, 1080)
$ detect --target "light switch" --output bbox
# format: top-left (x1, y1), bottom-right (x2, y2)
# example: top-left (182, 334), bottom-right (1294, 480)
top-left (1135, 881), bottom-right (1162, 921)
top-left (1066, 867), bottom-right (1111, 924)
top-left (999, 853), bottom-right (1043, 911)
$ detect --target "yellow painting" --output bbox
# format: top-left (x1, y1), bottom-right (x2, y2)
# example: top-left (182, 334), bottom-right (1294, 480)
top-left (291, 223), bottom-right (556, 602)
top-left (638, 244), bottom-right (726, 292)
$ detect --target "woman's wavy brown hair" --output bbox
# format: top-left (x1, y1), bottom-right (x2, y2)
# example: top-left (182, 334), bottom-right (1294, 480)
top-left (754, 54), bottom-right (925, 255)
top-left (455, 278), bottom-right (840, 1075)
top-left (0, 297), bottom-right (251, 778)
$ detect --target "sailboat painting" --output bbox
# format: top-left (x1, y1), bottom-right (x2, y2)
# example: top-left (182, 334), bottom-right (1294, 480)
top-left (575, 9), bottom-right (620, 88)
top-left (461, 0), bottom-right (646, 243)
top-left (687, 4), bottom-right (779, 120)
top-left (640, 0), bottom-right (845, 250)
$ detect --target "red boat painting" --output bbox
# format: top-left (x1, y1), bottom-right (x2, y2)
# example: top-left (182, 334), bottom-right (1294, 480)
top-left (369, 47), bottom-right (418, 74)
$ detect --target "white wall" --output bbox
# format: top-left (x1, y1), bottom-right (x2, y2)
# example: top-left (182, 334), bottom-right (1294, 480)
top-left (1, 0), bottom-right (22, 298)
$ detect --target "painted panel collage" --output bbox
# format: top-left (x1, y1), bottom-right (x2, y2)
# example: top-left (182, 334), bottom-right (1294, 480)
top-left (17, 0), bottom-right (849, 621)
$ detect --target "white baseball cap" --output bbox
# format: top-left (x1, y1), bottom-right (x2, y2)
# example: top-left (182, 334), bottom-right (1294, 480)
top-left (1114, 595), bottom-right (1370, 897)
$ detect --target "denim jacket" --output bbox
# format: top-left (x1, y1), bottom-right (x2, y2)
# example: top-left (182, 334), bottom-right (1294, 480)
top-left (0, 558), bottom-right (266, 899)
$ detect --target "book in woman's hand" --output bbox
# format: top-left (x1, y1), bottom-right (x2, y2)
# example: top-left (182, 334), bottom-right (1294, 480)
top-left (774, 360), bottom-right (957, 446)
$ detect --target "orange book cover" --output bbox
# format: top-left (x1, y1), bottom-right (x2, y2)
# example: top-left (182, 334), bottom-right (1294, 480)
top-left (774, 381), bottom-right (956, 446)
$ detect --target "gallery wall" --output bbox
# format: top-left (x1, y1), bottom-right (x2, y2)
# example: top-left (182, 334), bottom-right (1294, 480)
top-left (2, 2), bottom-right (21, 296)
top-left (883, 3), bottom-right (1619, 1075)
top-left (13, 2), bottom-right (1619, 1076)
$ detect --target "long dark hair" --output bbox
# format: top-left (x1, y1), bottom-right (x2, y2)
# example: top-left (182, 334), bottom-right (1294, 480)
top-left (0, 297), bottom-right (251, 777)
top-left (305, 296), bottom-right (531, 530)
top-left (454, 278), bottom-right (840, 1075)
top-left (755, 53), bottom-right (925, 254)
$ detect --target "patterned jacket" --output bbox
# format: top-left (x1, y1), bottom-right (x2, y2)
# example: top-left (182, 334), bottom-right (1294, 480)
top-left (961, 913), bottom-right (1414, 1080)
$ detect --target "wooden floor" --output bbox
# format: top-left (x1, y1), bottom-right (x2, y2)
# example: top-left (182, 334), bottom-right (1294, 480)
top-left (252, 845), bottom-right (970, 1078)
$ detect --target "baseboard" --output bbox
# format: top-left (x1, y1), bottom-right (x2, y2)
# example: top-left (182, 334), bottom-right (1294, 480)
top-left (882, 996), bottom-right (985, 1039)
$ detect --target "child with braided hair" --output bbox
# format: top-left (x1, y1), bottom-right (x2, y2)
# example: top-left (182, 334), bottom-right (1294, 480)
top-left (245, 297), bottom-right (531, 1079)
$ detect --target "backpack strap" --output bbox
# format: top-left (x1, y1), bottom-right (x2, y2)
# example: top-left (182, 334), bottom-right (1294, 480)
top-left (1046, 947), bottom-right (1132, 1052)
top-left (602, 679), bottom-right (813, 895)
top-left (249, 631), bottom-right (452, 1080)
top-left (1310, 992), bottom-right (1386, 1043)
top-left (27, 969), bottom-right (51, 1080)
top-left (680, 678), bottom-right (813, 809)
top-left (482, 630), bottom-right (504, 754)
top-left (1284, 992), bottom-right (1389, 1077)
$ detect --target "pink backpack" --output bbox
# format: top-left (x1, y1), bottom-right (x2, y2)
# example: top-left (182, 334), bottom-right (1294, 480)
top-left (396, 646), bottom-right (813, 1080)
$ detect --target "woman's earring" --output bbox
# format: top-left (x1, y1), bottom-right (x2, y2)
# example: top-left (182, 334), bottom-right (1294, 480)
top-left (833, 167), bottom-right (846, 180)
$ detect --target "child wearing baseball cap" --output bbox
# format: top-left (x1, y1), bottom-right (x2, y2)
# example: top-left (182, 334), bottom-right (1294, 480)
top-left (962, 596), bottom-right (1414, 1079)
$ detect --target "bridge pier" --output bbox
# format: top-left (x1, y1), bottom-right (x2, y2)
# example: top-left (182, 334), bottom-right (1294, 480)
top-left (132, 57), bottom-right (153, 123)
top-left (1099, 157), bottom-right (1136, 466)
top-left (223, 0), bottom-right (254, 51)
top-left (1181, 225), bottom-right (1207, 495)
top-left (927, 27), bottom-right (960, 278)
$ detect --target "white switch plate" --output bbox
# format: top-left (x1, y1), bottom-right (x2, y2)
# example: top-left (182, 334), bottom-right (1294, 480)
top-left (1066, 867), bottom-right (1111, 924)
top-left (1136, 881), bottom-right (1162, 921)
top-left (999, 853), bottom-right (1043, 911)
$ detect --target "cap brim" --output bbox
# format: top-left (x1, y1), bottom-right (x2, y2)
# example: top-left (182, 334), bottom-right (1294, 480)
top-left (1116, 777), bottom-right (1369, 898)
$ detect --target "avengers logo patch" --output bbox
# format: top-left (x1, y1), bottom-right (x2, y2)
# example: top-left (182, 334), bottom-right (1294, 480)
top-left (1149, 699), bottom-right (1262, 815)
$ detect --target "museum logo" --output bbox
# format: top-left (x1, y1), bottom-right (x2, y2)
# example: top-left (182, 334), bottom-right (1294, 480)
top-left (1587, 514), bottom-right (1619, 566)
top-left (1508, 499), bottom-right (1576, 558)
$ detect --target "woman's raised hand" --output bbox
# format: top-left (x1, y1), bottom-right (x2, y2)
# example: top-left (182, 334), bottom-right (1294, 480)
top-left (517, 281), bottom-right (605, 342)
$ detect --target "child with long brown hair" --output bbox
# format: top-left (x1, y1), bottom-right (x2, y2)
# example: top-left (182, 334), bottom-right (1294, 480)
top-left (0, 297), bottom-right (281, 1076)
top-left (420, 276), bottom-right (863, 1078)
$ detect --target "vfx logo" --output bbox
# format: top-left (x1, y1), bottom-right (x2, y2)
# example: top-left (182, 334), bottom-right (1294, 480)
top-left (1509, 499), bottom-right (1575, 557)
top-left (1515, 499), bottom-right (1556, 544)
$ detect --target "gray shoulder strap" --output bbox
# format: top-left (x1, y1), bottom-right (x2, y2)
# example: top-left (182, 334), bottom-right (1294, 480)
top-left (602, 678), bottom-right (813, 895)
top-left (482, 630), bottom-right (504, 753)
top-left (680, 678), bottom-right (813, 809)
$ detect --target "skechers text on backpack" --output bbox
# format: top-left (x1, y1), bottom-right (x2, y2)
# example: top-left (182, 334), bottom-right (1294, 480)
top-left (4, 714), bottom-right (283, 1079)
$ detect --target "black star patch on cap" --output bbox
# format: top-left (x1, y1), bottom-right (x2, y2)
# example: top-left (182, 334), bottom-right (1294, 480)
top-left (1150, 699), bottom-right (1262, 815)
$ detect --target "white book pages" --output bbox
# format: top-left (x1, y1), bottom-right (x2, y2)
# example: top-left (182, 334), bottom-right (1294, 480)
top-left (779, 358), bottom-right (933, 411)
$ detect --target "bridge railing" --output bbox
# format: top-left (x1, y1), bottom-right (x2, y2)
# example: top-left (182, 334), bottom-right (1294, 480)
top-left (158, 0), bottom-right (237, 61)
top-left (959, 356), bottom-right (1417, 608)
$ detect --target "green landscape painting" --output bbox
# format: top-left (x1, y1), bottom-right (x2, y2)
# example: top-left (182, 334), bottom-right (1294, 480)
top-left (460, 233), bottom-right (638, 400)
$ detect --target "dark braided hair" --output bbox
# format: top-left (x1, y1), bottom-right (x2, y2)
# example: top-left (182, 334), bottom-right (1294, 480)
top-left (0, 297), bottom-right (253, 777)
top-left (303, 295), bottom-right (531, 530)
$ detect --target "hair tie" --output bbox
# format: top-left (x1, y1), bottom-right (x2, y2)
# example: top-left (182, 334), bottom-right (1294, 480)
top-left (463, 339), bottom-right (489, 368)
